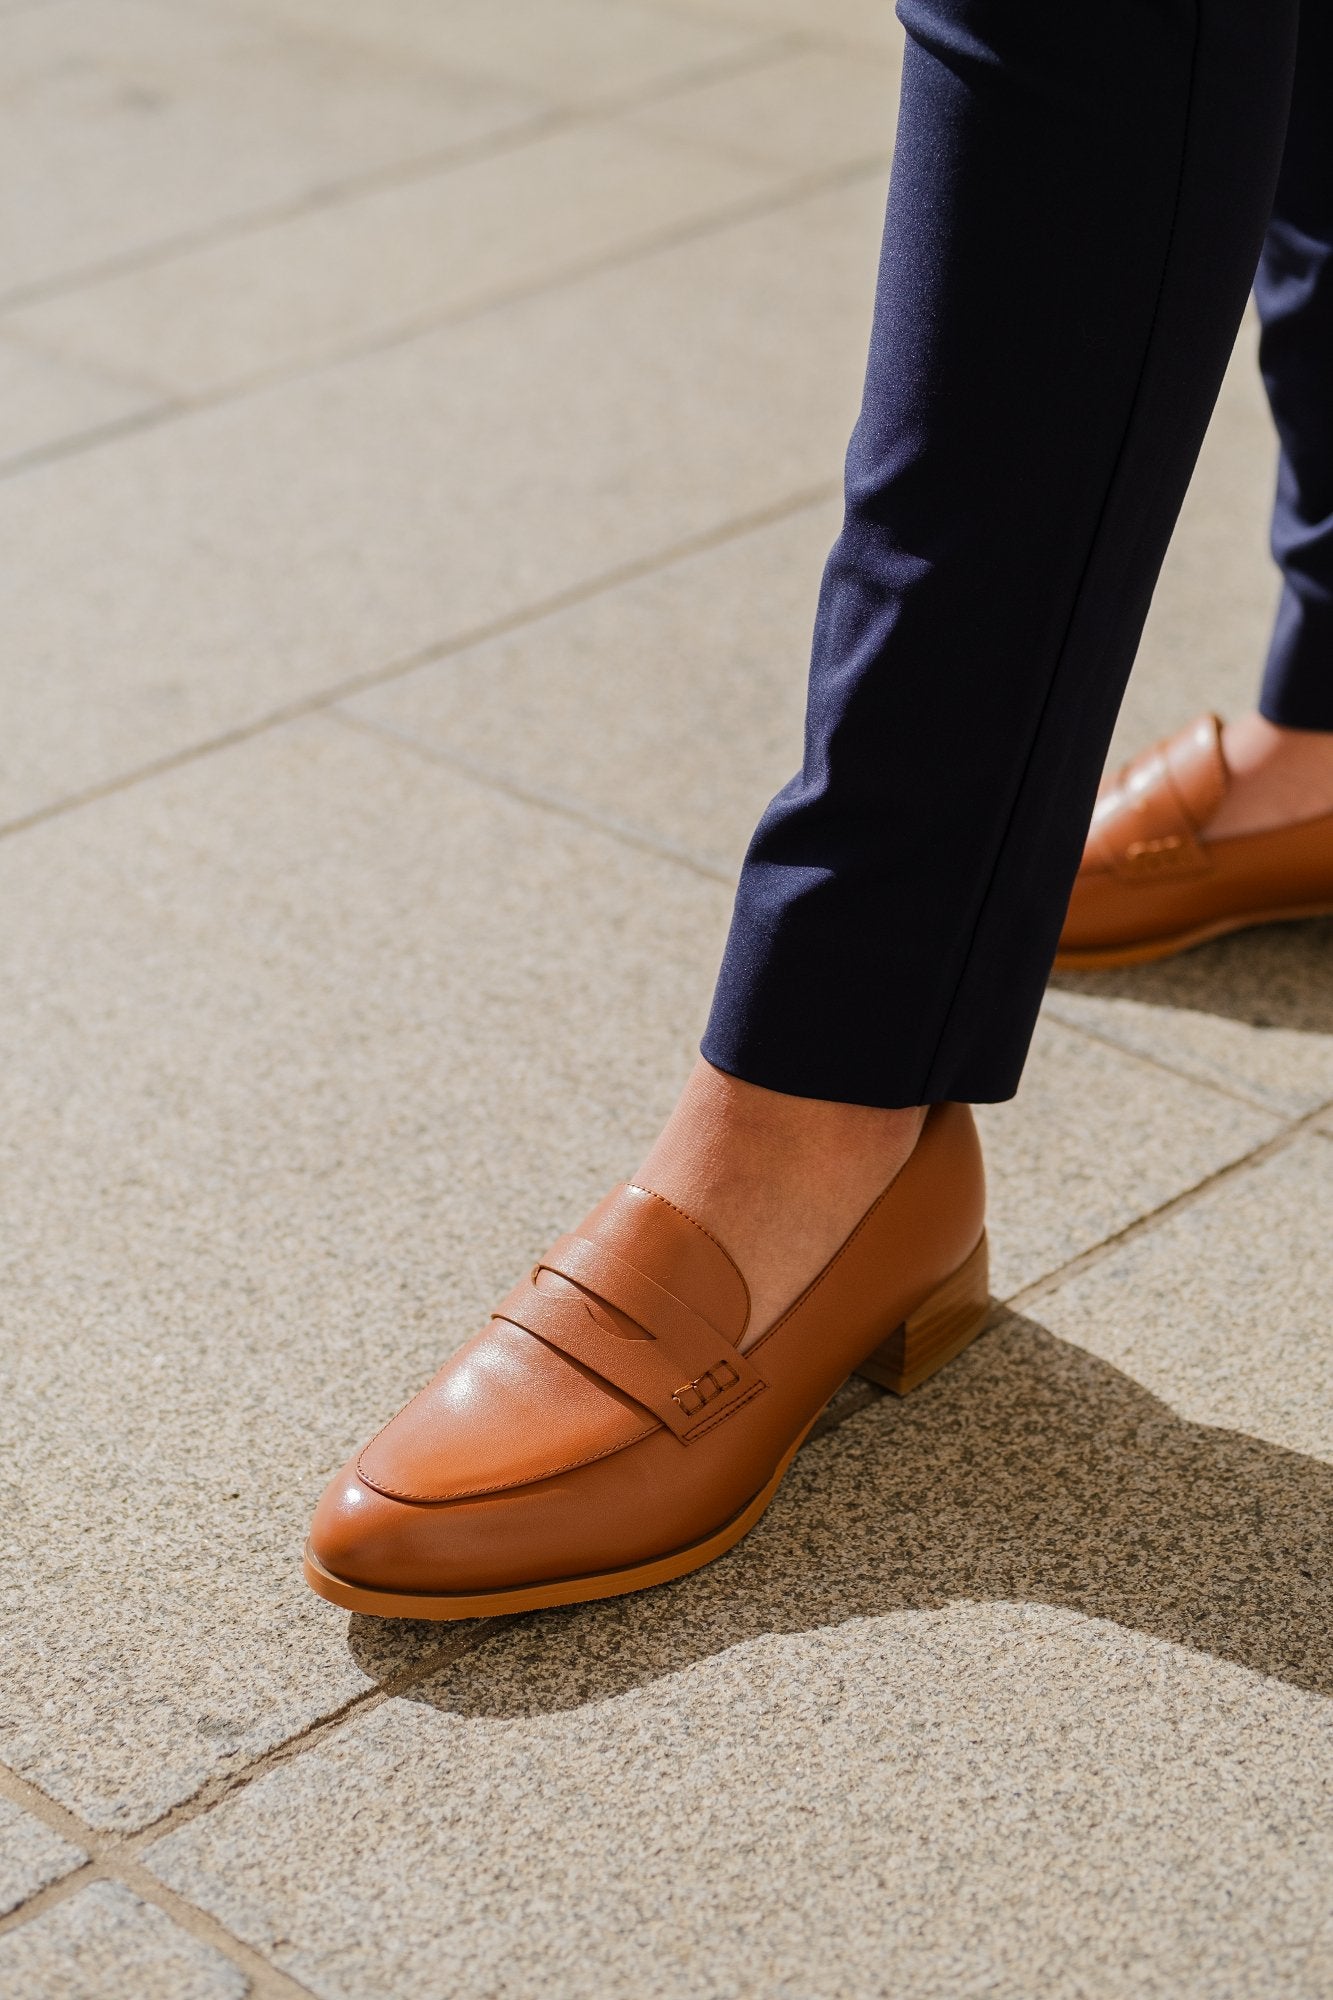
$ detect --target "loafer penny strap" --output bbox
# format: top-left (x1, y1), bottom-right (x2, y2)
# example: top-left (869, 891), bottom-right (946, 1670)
top-left (493, 1233), bottom-right (763, 1442)
top-left (1089, 715), bottom-right (1225, 881)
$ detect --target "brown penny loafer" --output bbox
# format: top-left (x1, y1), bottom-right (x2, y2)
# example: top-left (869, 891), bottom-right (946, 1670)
top-left (1056, 712), bottom-right (1333, 969)
top-left (305, 1100), bottom-right (988, 1620)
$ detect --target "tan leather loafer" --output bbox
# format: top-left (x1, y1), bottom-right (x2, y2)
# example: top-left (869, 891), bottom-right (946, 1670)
top-left (1056, 712), bottom-right (1333, 969)
top-left (305, 1101), bottom-right (987, 1620)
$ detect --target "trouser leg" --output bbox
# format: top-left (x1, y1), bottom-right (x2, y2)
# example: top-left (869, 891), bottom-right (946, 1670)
top-left (701, 0), bottom-right (1297, 1108)
top-left (1255, 0), bottom-right (1333, 731)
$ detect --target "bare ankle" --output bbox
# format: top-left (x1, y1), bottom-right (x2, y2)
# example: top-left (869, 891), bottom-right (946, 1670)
top-left (1211, 712), bottom-right (1333, 838)
top-left (636, 1060), bottom-right (925, 1336)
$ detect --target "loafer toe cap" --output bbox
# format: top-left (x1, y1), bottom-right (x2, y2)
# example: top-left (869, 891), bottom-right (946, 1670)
top-left (308, 1461), bottom-right (451, 1596)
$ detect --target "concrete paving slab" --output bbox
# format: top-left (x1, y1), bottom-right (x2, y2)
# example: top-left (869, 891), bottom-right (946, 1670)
top-left (0, 1881), bottom-right (247, 2000)
top-left (217, 0), bottom-right (764, 105)
top-left (1032, 1132), bottom-right (1333, 1463)
top-left (1045, 918), bottom-right (1333, 1119)
top-left (975, 1015), bottom-right (1278, 1299)
top-left (0, 717), bottom-right (732, 1829)
top-left (0, 177), bottom-right (884, 828)
top-left (146, 1336), bottom-right (1333, 1999)
top-left (0, 335), bottom-right (158, 468)
top-left (0, 0), bottom-right (536, 304)
top-left (665, 0), bottom-right (903, 59)
top-left (1301, 1937), bottom-right (1333, 1997)
top-left (344, 498), bottom-right (836, 874)
top-left (625, 45), bottom-right (900, 174)
top-left (6, 123), bottom-right (772, 402)
top-left (0, 1799), bottom-right (86, 1919)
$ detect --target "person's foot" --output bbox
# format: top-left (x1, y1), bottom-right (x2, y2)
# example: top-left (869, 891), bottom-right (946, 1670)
top-left (1208, 711), bottom-right (1333, 838)
top-left (1094, 709), bottom-right (1333, 838)
top-left (635, 1058), bottom-right (926, 1337)
top-left (305, 1097), bottom-right (987, 1621)
top-left (1059, 710), bottom-right (1333, 969)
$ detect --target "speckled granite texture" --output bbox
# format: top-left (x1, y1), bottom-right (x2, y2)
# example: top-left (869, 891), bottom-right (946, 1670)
top-left (2, 1), bottom-right (1330, 1994)
top-left (0, 1882), bottom-right (248, 2000)
top-left (0, 1800), bottom-right (85, 1920)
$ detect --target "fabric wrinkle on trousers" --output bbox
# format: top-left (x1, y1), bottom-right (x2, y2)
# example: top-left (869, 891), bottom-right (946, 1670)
top-left (701, 0), bottom-right (1304, 1108)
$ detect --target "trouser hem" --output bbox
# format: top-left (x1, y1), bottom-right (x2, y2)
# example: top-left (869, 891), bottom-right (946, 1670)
top-left (698, 1031), bottom-right (1022, 1112)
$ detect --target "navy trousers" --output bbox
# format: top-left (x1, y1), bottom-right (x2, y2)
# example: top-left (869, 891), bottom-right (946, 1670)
top-left (702, 0), bottom-right (1329, 1109)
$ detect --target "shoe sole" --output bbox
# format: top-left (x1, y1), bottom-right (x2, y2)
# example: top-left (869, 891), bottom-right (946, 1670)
top-left (303, 1232), bottom-right (991, 1621)
top-left (1053, 899), bottom-right (1333, 971)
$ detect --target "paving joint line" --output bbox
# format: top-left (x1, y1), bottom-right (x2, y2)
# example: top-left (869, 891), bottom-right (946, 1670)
top-left (0, 30), bottom-right (801, 322)
top-left (0, 479), bottom-right (837, 848)
top-left (0, 315), bottom-right (178, 404)
top-left (0, 148), bottom-right (886, 488)
top-left (0, 1851), bottom-right (316, 2000)
top-left (606, 0), bottom-right (899, 66)
top-left (329, 707), bottom-right (739, 885)
top-left (1003, 1102), bottom-right (1330, 1318)
top-left (0, 103), bottom-right (562, 319)
top-left (565, 25), bottom-right (803, 110)
top-left (0, 1376), bottom-right (886, 1984)
top-left (1, 1373), bottom-right (882, 1865)
top-left (1039, 1001), bottom-right (1302, 1120)
top-left (0, 1622), bottom-right (489, 1981)
top-left (0, 400), bottom-right (179, 484)
top-left (0, 1394), bottom-right (895, 1964)
top-left (0, 1786), bottom-right (311, 1997)
top-left (148, 150), bottom-right (886, 422)
top-left (1, 1387), bottom-right (884, 1911)
top-left (120, 1624), bottom-right (494, 1855)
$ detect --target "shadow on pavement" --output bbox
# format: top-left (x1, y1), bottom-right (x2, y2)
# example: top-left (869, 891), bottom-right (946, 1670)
top-left (346, 1309), bottom-right (1333, 1714)
top-left (1047, 913), bottom-right (1333, 1033)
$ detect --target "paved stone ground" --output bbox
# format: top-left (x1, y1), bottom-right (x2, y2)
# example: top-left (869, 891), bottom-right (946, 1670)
top-left (2, 2), bottom-right (1330, 1996)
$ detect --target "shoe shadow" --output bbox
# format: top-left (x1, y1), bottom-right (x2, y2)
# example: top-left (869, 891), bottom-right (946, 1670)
top-left (1048, 913), bottom-right (1333, 1034)
top-left (345, 1311), bottom-right (1333, 1718)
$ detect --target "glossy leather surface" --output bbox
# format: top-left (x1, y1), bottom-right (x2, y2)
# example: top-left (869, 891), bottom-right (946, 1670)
top-left (308, 1100), bottom-right (985, 1596)
top-left (1060, 713), bottom-right (1333, 959)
